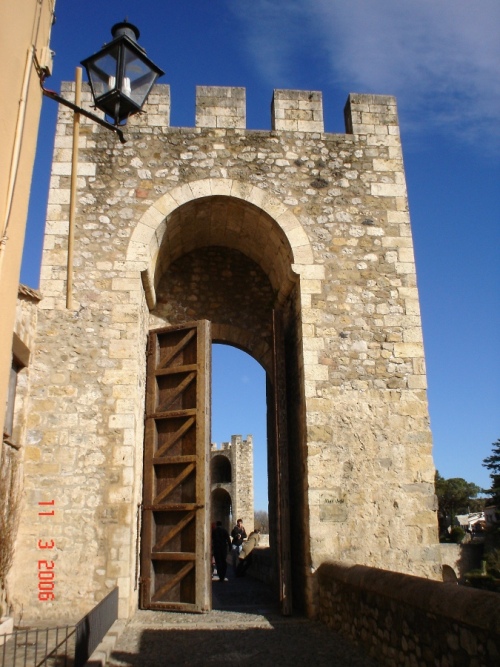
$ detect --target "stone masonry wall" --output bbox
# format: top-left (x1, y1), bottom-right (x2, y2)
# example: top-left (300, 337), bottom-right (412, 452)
top-left (318, 562), bottom-right (500, 666)
top-left (9, 81), bottom-right (439, 620)
top-left (232, 435), bottom-right (254, 531)
top-left (150, 246), bottom-right (274, 355)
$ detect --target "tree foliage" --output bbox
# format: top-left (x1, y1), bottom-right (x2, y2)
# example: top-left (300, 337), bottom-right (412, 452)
top-left (435, 471), bottom-right (480, 532)
top-left (254, 510), bottom-right (269, 533)
top-left (466, 439), bottom-right (500, 589)
top-left (482, 438), bottom-right (500, 507)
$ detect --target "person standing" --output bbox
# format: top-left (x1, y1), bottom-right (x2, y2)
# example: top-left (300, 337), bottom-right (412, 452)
top-left (230, 518), bottom-right (247, 572)
top-left (212, 521), bottom-right (231, 582)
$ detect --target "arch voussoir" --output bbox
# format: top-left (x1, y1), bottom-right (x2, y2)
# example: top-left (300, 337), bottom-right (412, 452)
top-left (127, 178), bottom-right (315, 274)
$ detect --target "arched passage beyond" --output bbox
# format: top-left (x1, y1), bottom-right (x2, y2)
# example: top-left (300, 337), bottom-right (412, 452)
top-left (143, 190), bottom-right (310, 614)
top-left (211, 488), bottom-right (232, 532)
top-left (211, 455), bottom-right (232, 484)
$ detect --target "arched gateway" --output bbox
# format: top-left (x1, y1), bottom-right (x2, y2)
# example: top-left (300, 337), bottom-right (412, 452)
top-left (9, 84), bottom-right (440, 621)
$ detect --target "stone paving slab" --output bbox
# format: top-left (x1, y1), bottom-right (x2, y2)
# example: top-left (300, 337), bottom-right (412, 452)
top-left (106, 574), bottom-right (379, 667)
top-left (107, 613), bottom-right (379, 667)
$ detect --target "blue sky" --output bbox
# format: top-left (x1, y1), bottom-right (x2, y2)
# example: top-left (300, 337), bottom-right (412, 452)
top-left (22, 1), bottom-right (499, 509)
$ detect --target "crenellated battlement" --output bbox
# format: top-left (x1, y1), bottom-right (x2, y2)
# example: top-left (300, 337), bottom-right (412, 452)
top-left (271, 89), bottom-right (324, 132)
top-left (64, 82), bottom-right (399, 136)
top-left (210, 434), bottom-right (253, 453)
top-left (196, 86), bottom-right (246, 129)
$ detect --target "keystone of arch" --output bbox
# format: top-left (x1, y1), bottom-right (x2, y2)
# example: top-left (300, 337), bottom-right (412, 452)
top-left (126, 178), bottom-right (316, 308)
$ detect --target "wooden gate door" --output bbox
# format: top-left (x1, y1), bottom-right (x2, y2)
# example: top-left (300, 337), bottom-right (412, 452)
top-left (140, 321), bottom-right (211, 612)
top-left (272, 310), bottom-right (293, 615)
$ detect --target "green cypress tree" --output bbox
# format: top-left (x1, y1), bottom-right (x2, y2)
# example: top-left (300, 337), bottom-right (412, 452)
top-left (482, 439), bottom-right (500, 579)
top-left (482, 438), bottom-right (500, 507)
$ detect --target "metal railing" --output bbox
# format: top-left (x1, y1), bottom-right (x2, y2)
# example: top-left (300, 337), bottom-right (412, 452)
top-left (74, 586), bottom-right (118, 666)
top-left (0, 626), bottom-right (76, 667)
top-left (0, 587), bottom-right (118, 667)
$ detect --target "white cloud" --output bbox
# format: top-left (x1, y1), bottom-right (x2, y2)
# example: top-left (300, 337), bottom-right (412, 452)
top-left (228, 0), bottom-right (309, 83)
top-left (229, 0), bottom-right (500, 143)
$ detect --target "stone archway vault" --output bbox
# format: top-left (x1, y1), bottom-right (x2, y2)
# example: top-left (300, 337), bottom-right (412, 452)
top-left (126, 178), bottom-right (321, 313)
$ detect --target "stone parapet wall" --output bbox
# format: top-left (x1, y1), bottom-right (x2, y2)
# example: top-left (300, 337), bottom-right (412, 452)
top-left (247, 547), bottom-right (274, 587)
top-left (318, 562), bottom-right (500, 666)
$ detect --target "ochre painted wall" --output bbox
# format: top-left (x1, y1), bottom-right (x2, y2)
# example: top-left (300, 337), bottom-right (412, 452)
top-left (0, 1), bottom-right (55, 434)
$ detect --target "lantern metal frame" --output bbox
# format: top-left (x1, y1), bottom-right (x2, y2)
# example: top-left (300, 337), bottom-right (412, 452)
top-left (80, 21), bottom-right (164, 126)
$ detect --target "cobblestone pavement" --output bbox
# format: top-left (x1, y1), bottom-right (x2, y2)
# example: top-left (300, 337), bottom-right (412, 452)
top-left (107, 571), bottom-right (379, 667)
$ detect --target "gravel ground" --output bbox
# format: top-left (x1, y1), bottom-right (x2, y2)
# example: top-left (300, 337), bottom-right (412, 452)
top-left (107, 571), bottom-right (379, 667)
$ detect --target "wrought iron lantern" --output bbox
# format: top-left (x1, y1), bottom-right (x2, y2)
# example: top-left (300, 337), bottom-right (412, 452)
top-left (81, 21), bottom-right (164, 125)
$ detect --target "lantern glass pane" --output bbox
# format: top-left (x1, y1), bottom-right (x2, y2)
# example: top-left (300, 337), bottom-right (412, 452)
top-left (122, 50), bottom-right (158, 106)
top-left (88, 49), bottom-right (119, 99)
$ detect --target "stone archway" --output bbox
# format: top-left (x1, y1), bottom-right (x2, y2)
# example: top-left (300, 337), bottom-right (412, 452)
top-left (126, 178), bottom-right (317, 318)
top-left (129, 180), bottom-right (317, 613)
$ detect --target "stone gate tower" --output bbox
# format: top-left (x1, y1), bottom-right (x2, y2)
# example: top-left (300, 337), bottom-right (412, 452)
top-left (9, 82), bottom-right (440, 620)
top-left (210, 435), bottom-right (254, 532)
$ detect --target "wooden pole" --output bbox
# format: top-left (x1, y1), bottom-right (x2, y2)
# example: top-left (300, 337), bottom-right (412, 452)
top-left (66, 67), bottom-right (82, 309)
